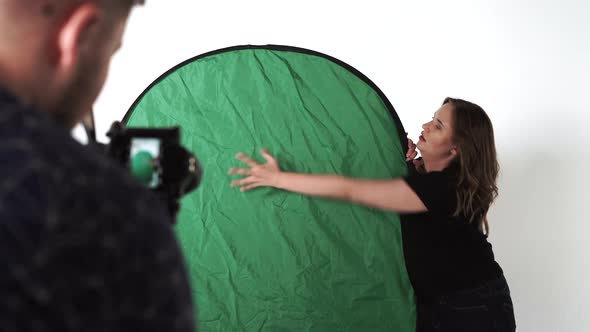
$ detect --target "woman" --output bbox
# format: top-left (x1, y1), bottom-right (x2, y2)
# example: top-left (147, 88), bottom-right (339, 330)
top-left (228, 97), bottom-right (516, 332)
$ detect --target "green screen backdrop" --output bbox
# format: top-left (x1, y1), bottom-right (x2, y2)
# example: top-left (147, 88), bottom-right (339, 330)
top-left (124, 45), bottom-right (415, 331)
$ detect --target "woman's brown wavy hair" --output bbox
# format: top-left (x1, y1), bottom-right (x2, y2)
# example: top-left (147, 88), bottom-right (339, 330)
top-left (444, 97), bottom-right (499, 235)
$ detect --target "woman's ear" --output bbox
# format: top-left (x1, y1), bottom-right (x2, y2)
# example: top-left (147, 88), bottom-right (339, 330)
top-left (450, 145), bottom-right (459, 158)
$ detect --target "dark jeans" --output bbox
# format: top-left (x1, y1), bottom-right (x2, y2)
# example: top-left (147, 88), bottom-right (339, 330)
top-left (416, 275), bottom-right (516, 332)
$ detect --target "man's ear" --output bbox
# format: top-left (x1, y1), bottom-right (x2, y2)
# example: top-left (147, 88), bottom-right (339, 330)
top-left (53, 3), bottom-right (99, 74)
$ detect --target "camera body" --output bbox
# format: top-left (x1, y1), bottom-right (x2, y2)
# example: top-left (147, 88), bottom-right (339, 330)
top-left (104, 121), bottom-right (202, 221)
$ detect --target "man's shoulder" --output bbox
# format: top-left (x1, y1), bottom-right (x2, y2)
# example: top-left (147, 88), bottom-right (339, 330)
top-left (0, 101), bottom-right (171, 224)
top-left (0, 104), bottom-right (123, 186)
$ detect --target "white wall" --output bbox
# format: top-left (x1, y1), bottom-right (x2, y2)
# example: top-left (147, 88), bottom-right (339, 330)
top-left (91, 1), bottom-right (590, 330)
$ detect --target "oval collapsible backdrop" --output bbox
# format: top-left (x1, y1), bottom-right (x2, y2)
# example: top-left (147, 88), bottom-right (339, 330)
top-left (124, 45), bottom-right (415, 331)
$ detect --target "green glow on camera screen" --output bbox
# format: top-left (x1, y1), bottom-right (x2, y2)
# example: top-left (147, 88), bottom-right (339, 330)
top-left (130, 138), bottom-right (160, 188)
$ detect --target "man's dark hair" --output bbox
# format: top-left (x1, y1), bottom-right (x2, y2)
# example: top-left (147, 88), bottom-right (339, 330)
top-left (39, 0), bottom-right (145, 17)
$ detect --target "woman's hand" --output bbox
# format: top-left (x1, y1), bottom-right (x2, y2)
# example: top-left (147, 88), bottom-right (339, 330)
top-left (406, 135), bottom-right (424, 171)
top-left (228, 149), bottom-right (282, 191)
top-left (406, 136), bottom-right (418, 161)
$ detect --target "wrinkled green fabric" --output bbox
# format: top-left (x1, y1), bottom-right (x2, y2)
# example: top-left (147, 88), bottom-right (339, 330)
top-left (125, 45), bottom-right (415, 332)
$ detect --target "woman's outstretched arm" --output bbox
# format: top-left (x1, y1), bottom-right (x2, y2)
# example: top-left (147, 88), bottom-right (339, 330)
top-left (228, 149), bottom-right (426, 213)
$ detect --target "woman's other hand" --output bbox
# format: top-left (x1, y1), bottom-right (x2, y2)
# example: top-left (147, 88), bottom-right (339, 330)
top-left (406, 136), bottom-right (418, 161)
top-left (228, 149), bottom-right (281, 191)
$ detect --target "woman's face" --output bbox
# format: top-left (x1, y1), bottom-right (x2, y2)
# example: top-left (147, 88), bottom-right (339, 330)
top-left (417, 103), bottom-right (456, 160)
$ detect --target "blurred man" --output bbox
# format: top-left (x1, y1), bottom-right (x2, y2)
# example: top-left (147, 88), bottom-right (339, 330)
top-left (0, 1), bottom-right (195, 330)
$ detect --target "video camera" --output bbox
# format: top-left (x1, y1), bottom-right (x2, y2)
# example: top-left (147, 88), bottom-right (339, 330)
top-left (85, 119), bottom-right (202, 223)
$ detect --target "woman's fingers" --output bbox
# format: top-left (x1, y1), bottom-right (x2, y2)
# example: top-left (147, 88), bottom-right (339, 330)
top-left (228, 167), bottom-right (251, 175)
top-left (236, 152), bottom-right (258, 167)
top-left (240, 183), bottom-right (261, 192)
top-left (232, 177), bottom-right (264, 191)
top-left (260, 148), bottom-right (275, 163)
top-left (406, 138), bottom-right (417, 161)
top-left (231, 176), bottom-right (255, 187)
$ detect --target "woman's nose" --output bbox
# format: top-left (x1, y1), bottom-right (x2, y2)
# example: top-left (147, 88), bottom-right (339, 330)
top-left (422, 122), bottom-right (430, 131)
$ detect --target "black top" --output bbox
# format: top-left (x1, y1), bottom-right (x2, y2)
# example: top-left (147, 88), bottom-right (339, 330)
top-left (0, 87), bottom-right (195, 331)
top-left (401, 161), bottom-right (503, 301)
